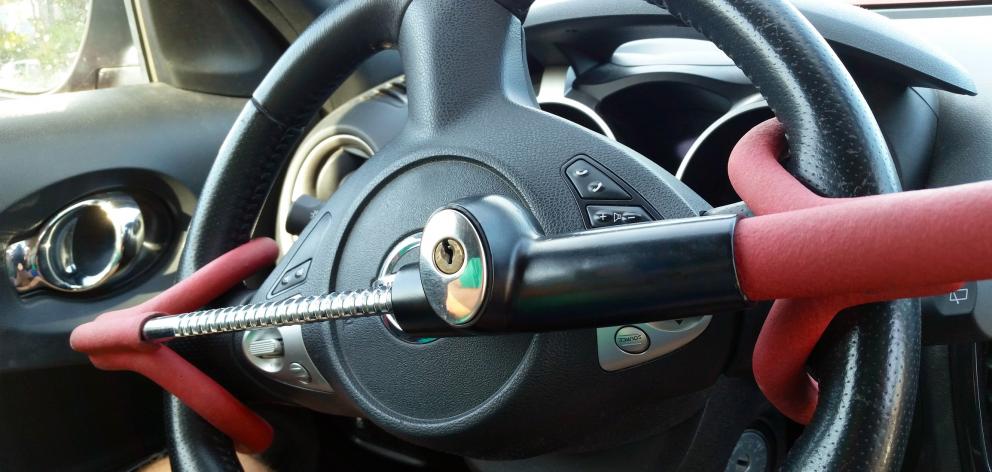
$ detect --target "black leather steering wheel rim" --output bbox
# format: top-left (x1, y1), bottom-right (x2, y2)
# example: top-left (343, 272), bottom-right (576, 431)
top-left (169, 0), bottom-right (917, 470)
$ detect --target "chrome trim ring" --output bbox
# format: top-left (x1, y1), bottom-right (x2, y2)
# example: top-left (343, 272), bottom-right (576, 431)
top-left (5, 192), bottom-right (151, 293)
top-left (536, 66), bottom-right (615, 139)
top-left (377, 232), bottom-right (423, 332)
top-left (419, 209), bottom-right (488, 326)
top-left (675, 95), bottom-right (769, 180)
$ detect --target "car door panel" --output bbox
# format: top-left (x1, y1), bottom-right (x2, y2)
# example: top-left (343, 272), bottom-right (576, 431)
top-left (0, 83), bottom-right (244, 471)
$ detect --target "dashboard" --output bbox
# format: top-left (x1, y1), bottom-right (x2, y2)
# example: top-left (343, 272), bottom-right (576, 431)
top-left (272, 0), bottom-right (980, 249)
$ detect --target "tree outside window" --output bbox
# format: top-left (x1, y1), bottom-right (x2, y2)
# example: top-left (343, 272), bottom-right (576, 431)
top-left (0, 0), bottom-right (90, 95)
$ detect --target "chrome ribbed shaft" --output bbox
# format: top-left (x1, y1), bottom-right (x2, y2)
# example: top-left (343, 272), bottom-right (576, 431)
top-left (141, 287), bottom-right (392, 342)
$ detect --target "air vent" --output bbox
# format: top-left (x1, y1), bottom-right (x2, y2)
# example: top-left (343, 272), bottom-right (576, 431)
top-left (275, 77), bottom-right (408, 254)
top-left (276, 131), bottom-right (373, 254)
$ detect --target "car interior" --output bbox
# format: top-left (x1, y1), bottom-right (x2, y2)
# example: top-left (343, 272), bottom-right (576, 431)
top-left (2, 0), bottom-right (992, 471)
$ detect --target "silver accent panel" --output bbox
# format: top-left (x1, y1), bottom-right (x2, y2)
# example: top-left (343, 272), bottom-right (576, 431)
top-left (675, 95), bottom-right (769, 181)
top-left (141, 287), bottom-right (393, 342)
top-left (242, 325), bottom-right (333, 393)
top-left (597, 316), bottom-right (711, 371)
top-left (536, 66), bottom-right (615, 139)
top-left (5, 192), bottom-right (163, 293)
top-left (419, 209), bottom-right (488, 327)
top-left (612, 38), bottom-right (735, 67)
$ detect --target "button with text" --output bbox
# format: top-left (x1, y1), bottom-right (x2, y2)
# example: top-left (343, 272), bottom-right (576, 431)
top-left (586, 205), bottom-right (651, 228)
top-left (615, 326), bottom-right (650, 354)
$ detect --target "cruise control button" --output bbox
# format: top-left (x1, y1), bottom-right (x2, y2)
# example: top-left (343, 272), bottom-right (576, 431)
top-left (587, 205), bottom-right (651, 228)
top-left (288, 362), bottom-right (311, 384)
top-left (248, 338), bottom-right (284, 359)
top-left (565, 159), bottom-right (631, 200)
top-left (615, 326), bottom-right (650, 354)
top-left (271, 259), bottom-right (311, 297)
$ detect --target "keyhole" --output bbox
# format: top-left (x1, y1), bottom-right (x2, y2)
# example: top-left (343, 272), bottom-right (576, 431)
top-left (441, 240), bottom-right (454, 264)
top-left (432, 238), bottom-right (465, 275)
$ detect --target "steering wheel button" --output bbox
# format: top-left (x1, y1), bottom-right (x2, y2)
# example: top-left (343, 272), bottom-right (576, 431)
top-left (288, 362), bottom-right (311, 384)
top-left (565, 159), bottom-right (631, 200)
top-left (621, 212), bottom-right (644, 223)
top-left (615, 326), bottom-right (650, 354)
top-left (270, 259), bottom-right (311, 297)
top-left (248, 338), bottom-right (284, 359)
top-left (587, 206), bottom-right (651, 228)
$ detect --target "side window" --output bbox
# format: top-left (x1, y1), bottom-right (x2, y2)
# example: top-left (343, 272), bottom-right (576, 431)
top-left (0, 0), bottom-right (147, 98)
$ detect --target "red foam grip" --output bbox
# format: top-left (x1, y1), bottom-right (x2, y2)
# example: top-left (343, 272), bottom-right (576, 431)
top-left (70, 238), bottom-right (279, 453)
top-left (728, 119), bottom-right (992, 423)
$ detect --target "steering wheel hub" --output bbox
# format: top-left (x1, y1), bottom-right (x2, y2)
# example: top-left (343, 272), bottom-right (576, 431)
top-left (309, 150), bottom-right (711, 457)
top-left (276, 83), bottom-right (718, 454)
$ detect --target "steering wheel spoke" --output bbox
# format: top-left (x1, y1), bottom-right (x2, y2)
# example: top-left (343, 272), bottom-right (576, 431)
top-left (398, 0), bottom-right (536, 130)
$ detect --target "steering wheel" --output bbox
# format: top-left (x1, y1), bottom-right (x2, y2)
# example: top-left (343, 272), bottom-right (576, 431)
top-left (168, 0), bottom-right (916, 470)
